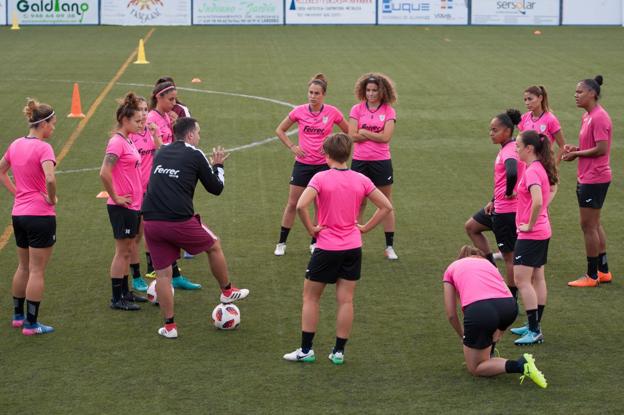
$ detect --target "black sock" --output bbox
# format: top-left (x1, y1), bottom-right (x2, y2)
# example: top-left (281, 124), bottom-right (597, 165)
top-left (385, 232), bottom-right (394, 247)
top-left (130, 263), bottom-right (141, 279)
top-left (508, 286), bottom-right (518, 301)
top-left (301, 331), bottom-right (315, 353)
top-left (310, 237), bottom-right (317, 245)
top-left (279, 227), bottom-right (290, 244)
top-left (122, 275), bottom-right (130, 294)
top-left (490, 342), bottom-right (497, 358)
top-left (537, 305), bottom-right (545, 323)
top-left (26, 300), bottom-right (40, 325)
top-left (145, 252), bottom-right (154, 273)
top-left (527, 309), bottom-right (539, 333)
top-left (587, 256), bottom-right (599, 279)
top-left (505, 356), bottom-right (526, 374)
top-left (598, 252), bottom-right (609, 273)
top-left (485, 253), bottom-right (495, 266)
top-left (172, 261), bottom-right (181, 278)
top-left (165, 316), bottom-right (175, 325)
top-left (13, 296), bottom-right (25, 316)
top-left (223, 283), bottom-right (231, 291)
top-left (334, 337), bottom-right (348, 353)
top-left (112, 278), bottom-right (123, 302)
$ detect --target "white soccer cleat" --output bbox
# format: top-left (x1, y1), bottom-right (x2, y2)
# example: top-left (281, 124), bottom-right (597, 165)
top-left (309, 243), bottom-right (316, 254)
top-left (384, 246), bottom-right (398, 260)
top-left (493, 251), bottom-right (503, 261)
top-left (220, 286), bottom-right (250, 303)
top-left (274, 243), bottom-right (286, 256)
top-left (283, 348), bottom-right (316, 362)
top-left (158, 327), bottom-right (178, 339)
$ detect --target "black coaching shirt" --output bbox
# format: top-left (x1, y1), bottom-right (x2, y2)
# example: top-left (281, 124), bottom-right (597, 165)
top-left (141, 140), bottom-right (224, 221)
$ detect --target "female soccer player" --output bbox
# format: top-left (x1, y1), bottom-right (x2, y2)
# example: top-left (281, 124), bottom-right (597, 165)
top-left (0, 98), bottom-right (57, 335)
top-left (274, 74), bottom-right (349, 256)
top-left (564, 76), bottom-right (613, 287)
top-left (283, 133), bottom-right (392, 364)
top-left (443, 245), bottom-right (547, 388)
top-left (511, 130), bottom-right (558, 345)
top-left (348, 73), bottom-right (399, 260)
top-left (100, 92), bottom-right (147, 311)
top-left (128, 96), bottom-right (161, 292)
top-left (519, 85), bottom-right (566, 164)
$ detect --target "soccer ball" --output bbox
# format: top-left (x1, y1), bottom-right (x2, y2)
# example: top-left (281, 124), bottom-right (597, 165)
top-left (146, 280), bottom-right (174, 304)
top-left (212, 303), bottom-right (240, 330)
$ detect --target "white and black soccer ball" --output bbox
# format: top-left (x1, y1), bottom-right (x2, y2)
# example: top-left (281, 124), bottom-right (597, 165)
top-left (146, 280), bottom-right (174, 305)
top-left (212, 303), bottom-right (240, 330)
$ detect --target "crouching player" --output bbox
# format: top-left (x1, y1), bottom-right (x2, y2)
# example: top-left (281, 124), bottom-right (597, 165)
top-left (283, 133), bottom-right (392, 364)
top-left (443, 245), bottom-right (547, 388)
top-left (142, 117), bottom-right (249, 339)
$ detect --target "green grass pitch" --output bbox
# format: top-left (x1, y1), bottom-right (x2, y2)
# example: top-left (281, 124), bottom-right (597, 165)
top-left (0, 25), bottom-right (623, 414)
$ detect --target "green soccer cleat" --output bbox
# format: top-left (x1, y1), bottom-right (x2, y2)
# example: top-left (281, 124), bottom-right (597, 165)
top-left (514, 330), bottom-right (544, 346)
top-left (172, 275), bottom-right (202, 290)
top-left (328, 351), bottom-right (344, 365)
top-left (511, 324), bottom-right (529, 336)
top-left (519, 353), bottom-right (548, 388)
top-left (283, 348), bottom-right (315, 363)
top-left (132, 276), bottom-right (149, 292)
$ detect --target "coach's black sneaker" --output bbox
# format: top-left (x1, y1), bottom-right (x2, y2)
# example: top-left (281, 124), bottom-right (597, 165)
top-left (110, 298), bottom-right (141, 311)
top-left (123, 291), bottom-right (148, 303)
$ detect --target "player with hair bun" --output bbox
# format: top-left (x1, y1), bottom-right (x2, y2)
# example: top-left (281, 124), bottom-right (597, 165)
top-left (443, 245), bottom-right (547, 388)
top-left (348, 73), bottom-right (399, 260)
top-left (564, 75), bottom-right (613, 287)
top-left (0, 98), bottom-right (58, 335)
top-left (274, 74), bottom-right (349, 256)
top-left (519, 85), bottom-right (566, 165)
top-left (511, 130), bottom-right (558, 345)
top-left (100, 92), bottom-right (147, 311)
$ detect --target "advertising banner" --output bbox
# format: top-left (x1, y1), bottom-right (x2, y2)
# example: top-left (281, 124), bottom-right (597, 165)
top-left (472, 0), bottom-right (560, 25)
top-left (378, 0), bottom-right (468, 25)
top-left (562, 0), bottom-right (622, 25)
top-left (101, 0), bottom-right (191, 25)
top-left (193, 0), bottom-right (283, 25)
top-left (8, 0), bottom-right (98, 24)
top-left (286, 0), bottom-right (375, 24)
top-left (1, 0), bottom-right (7, 25)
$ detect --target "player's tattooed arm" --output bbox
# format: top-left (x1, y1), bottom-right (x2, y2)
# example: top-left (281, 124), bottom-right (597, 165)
top-left (104, 153), bottom-right (119, 166)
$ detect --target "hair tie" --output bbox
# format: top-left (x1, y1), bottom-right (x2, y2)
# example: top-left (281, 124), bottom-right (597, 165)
top-left (158, 85), bottom-right (176, 95)
top-left (30, 111), bottom-right (55, 125)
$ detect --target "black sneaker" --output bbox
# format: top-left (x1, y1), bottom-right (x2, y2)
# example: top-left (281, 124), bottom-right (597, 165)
top-left (110, 298), bottom-right (141, 311)
top-left (123, 291), bottom-right (148, 303)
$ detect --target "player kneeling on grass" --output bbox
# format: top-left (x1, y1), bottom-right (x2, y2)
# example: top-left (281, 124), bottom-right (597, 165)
top-left (443, 245), bottom-right (547, 388)
top-left (283, 133), bottom-right (392, 365)
top-left (141, 117), bottom-right (249, 339)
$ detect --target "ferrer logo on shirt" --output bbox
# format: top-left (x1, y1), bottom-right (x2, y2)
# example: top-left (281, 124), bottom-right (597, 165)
top-left (153, 164), bottom-right (180, 179)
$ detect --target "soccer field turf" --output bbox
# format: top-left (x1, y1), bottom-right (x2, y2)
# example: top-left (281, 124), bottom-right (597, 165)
top-left (0, 25), bottom-right (623, 413)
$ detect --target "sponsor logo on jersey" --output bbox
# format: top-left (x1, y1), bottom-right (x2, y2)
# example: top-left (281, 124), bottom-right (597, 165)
top-left (303, 126), bottom-right (326, 135)
top-left (153, 164), bottom-right (180, 179)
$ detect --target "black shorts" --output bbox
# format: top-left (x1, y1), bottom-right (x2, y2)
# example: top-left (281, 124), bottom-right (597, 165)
top-left (290, 161), bottom-right (329, 187)
top-left (491, 212), bottom-right (517, 253)
top-left (351, 159), bottom-right (393, 186)
top-left (107, 205), bottom-right (140, 240)
top-left (463, 297), bottom-right (518, 349)
top-left (12, 216), bottom-right (56, 249)
top-left (513, 239), bottom-right (550, 267)
top-left (576, 182), bottom-right (610, 209)
top-left (305, 247), bottom-right (362, 284)
top-left (471, 207), bottom-right (493, 229)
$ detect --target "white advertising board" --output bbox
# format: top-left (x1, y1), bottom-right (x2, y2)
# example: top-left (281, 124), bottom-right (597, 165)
top-left (9, 0), bottom-right (98, 24)
top-left (193, 0), bottom-right (283, 25)
top-left (1, 0), bottom-right (7, 25)
top-left (379, 0), bottom-right (468, 25)
top-left (101, 0), bottom-right (191, 25)
top-left (562, 0), bottom-right (622, 25)
top-left (472, 0), bottom-right (560, 25)
top-left (286, 0), bottom-right (375, 24)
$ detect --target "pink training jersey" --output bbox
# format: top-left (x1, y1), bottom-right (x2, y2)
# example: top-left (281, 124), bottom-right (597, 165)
top-left (443, 257), bottom-right (512, 309)
top-left (289, 104), bottom-right (344, 165)
top-left (105, 134), bottom-right (143, 212)
top-left (308, 168), bottom-right (376, 251)
top-left (147, 110), bottom-right (173, 145)
top-left (516, 161), bottom-right (552, 240)
top-left (577, 105), bottom-right (612, 184)
top-left (518, 111), bottom-right (561, 144)
top-left (4, 137), bottom-right (56, 216)
top-left (350, 102), bottom-right (396, 161)
top-left (129, 127), bottom-right (157, 193)
top-left (493, 141), bottom-right (525, 214)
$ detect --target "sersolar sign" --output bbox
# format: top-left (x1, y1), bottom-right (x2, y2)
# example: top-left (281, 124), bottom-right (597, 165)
top-left (472, 0), bottom-right (560, 25)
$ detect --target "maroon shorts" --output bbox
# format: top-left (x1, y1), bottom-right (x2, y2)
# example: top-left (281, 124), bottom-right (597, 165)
top-left (143, 215), bottom-right (217, 270)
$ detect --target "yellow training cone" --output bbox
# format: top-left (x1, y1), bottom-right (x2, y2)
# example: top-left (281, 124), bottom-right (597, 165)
top-left (11, 13), bottom-right (20, 30)
top-left (134, 39), bottom-right (149, 64)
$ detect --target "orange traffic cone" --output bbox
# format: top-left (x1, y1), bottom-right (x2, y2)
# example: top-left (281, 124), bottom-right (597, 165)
top-left (67, 83), bottom-right (85, 118)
